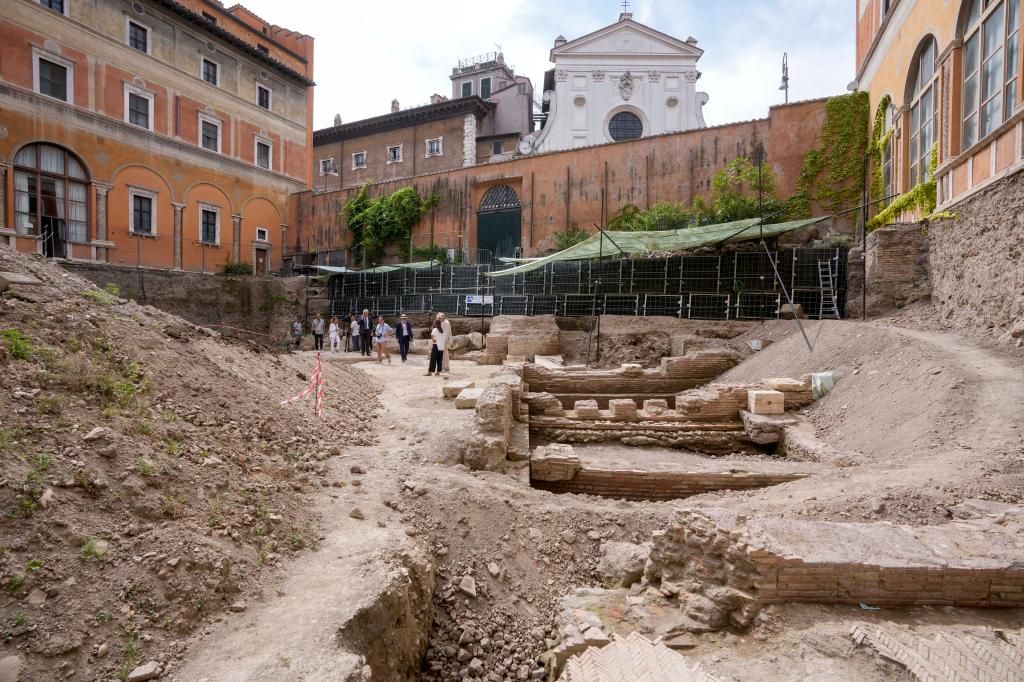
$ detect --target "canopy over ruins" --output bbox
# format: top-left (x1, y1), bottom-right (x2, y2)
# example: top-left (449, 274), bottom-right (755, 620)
top-left (485, 217), bottom-right (826, 277)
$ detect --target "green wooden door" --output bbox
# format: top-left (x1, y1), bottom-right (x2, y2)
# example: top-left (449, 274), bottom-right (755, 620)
top-left (477, 208), bottom-right (521, 264)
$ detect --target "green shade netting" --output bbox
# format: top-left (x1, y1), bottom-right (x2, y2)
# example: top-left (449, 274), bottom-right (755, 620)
top-left (485, 217), bottom-right (825, 277)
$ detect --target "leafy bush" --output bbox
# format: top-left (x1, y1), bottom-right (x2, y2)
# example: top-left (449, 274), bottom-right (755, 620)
top-left (411, 244), bottom-right (451, 264)
top-left (103, 283), bottom-right (121, 297)
top-left (345, 183), bottom-right (439, 264)
top-left (609, 202), bottom-right (694, 231)
top-left (552, 225), bottom-right (590, 250)
top-left (82, 289), bottom-right (115, 305)
top-left (223, 260), bottom-right (254, 275)
top-left (1, 329), bottom-right (32, 360)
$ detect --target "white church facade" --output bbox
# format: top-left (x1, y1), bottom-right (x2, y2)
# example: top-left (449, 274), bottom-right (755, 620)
top-left (528, 13), bottom-right (709, 154)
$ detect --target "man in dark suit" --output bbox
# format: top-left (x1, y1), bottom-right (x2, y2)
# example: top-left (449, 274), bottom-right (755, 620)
top-left (358, 309), bottom-right (373, 357)
top-left (395, 313), bottom-right (414, 363)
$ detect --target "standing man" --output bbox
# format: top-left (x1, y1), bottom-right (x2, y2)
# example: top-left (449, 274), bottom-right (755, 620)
top-left (395, 313), bottom-right (414, 363)
top-left (311, 313), bottom-right (325, 352)
top-left (291, 317), bottom-right (303, 349)
top-left (439, 312), bottom-right (452, 373)
top-left (343, 311), bottom-right (353, 352)
top-left (358, 309), bottom-right (374, 357)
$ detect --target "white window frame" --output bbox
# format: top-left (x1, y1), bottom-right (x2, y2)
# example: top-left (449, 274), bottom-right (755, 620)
top-left (127, 185), bottom-right (159, 236)
top-left (255, 227), bottom-right (269, 242)
top-left (479, 76), bottom-right (492, 98)
top-left (198, 112), bottom-right (222, 153)
top-left (256, 83), bottom-right (272, 110)
top-left (461, 81), bottom-right (473, 97)
top-left (123, 82), bottom-right (154, 131)
top-left (352, 151), bottom-right (367, 170)
top-left (124, 16), bottom-right (152, 55)
top-left (201, 57), bottom-right (220, 86)
top-left (198, 202), bottom-right (221, 245)
top-left (319, 157), bottom-right (337, 176)
top-left (39, 0), bottom-right (68, 16)
top-left (425, 136), bottom-right (443, 157)
top-left (254, 136), bottom-right (273, 170)
top-left (386, 144), bottom-right (403, 164)
top-left (32, 47), bottom-right (74, 104)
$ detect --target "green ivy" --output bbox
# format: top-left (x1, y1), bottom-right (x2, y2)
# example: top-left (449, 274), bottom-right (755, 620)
top-left (789, 92), bottom-right (870, 221)
top-left (552, 224), bottom-right (591, 249)
top-left (343, 183), bottom-right (439, 264)
top-left (867, 144), bottom-right (938, 230)
top-left (868, 95), bottom-right (893, 204)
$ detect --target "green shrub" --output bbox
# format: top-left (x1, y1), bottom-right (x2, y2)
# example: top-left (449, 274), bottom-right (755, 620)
top-left (103, 283), bottom-right (121, 297)
top-left (82, 289), bottom-right (115, 305)
top-left (552, 225), bottom-right (590, 250)
top-left (223, 260), bottom-right (254, 275)
top-left (1, 330), bottom-right (32, 360)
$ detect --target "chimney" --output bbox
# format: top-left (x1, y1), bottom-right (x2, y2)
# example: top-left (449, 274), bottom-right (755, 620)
top-left (333, 113), bottom-right (342, 126)
top-left (429, 93), bottom-right (449, 104)
top-left (391, 99), bottom-right (400, 113)
top-left (618, 12), bottom-right (632, 21)
top-left (554, 35), bottom-right (567, 48)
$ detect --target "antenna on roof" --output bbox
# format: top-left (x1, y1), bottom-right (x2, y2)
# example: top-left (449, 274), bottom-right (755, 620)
top-left (779, 52), bottom-right (790, 104)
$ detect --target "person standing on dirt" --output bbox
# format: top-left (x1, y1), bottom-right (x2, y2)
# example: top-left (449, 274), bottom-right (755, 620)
top-left (374, 315), bottom-right (394, 364)
top-left (358, 309), bottom-right (373, 357)
top-left (395, 313), bottom-right (414, 363)
top-left (439, 312), bottom-right (452, 373)
top-left (328, 317), bottom-right (341, 353)
top-left (343, 312), bottom-right (353, 352)
top-left (426, 318), bottom-right (447, 376)
top-left (291, 318), bottom-right (302, 349)
top-left (349, 314), bottom-right (360, 353)
top-left (312, 313), bottom-right (325, 352)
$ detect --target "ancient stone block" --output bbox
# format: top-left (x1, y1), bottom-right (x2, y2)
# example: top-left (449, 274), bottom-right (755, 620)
top-left (780, 303), bottom-right (805, 319)
top-left (596, 542), bottom-right (650, 587)
top-left (524, 392), bottom-right (564, 415)
top-left (620, 363), bottom-right (644, 377)
top-left (747, 390), bottom-right (784, 415)
top-left (454, 387), bottom-right (484, 409)
top-left (464, 434), bottom-right (507, 471)
top-left (573, 399), bottom-right (601, 418)
top-left (609, 398), bottom-right (638, 419)
top-left (642, 399), bottom-right (670, 415)
top-left (530, 443), bottom-right (580, 481)
top-left (475, 384), bottom-right (513, 436)
top-left (740, 410), bottom-right (799, 445)
top-left (762, 377), bottom-right (810, 393)
top-left (443, 380), bottom-right (476, 399)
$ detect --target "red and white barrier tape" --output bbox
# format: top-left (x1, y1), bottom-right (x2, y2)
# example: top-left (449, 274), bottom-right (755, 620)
top-left (280, 352), bottom-right (325, 418)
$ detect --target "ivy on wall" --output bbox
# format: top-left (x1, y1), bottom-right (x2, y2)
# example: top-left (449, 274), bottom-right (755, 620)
top-left (343, 183), bottom-right (439, 264)
top-left (867, 144), bottom-right (938, 229)
top-left (788, 92), bottom-right (870, 220)
top-left (868, 94), bottom-right (894, 204)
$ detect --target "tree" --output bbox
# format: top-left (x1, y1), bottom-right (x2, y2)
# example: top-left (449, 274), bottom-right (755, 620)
top-left (343, 183), bottom-right (438, 264)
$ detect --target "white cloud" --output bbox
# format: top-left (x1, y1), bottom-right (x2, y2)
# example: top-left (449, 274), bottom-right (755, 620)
top-left (240, 0), bottom-right (853, 129)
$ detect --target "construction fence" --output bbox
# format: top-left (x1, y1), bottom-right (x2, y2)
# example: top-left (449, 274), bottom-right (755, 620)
top-left (327, 247), bottom-right (848, 321)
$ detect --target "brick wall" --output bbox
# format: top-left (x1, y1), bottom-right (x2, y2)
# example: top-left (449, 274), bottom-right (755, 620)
top-left (532, 470), bottom-right (807, 502)
top-left (847, 223), bottom-right (930, 317)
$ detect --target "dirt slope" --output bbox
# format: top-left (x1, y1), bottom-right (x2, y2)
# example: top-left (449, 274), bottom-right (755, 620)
top-left (0, 249), bottom-right (377, 681)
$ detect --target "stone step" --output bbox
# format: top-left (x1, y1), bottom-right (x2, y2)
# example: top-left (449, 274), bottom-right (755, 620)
top-left (454, 387), bottom-right (485, 409)
top-left (507, 421), bottom-right (530, 461)
top-left (443, 380), bottom-right (476, 399)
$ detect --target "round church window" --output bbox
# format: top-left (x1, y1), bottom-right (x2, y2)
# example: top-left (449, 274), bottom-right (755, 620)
top-left (608, 111), bottom-right (643, 141)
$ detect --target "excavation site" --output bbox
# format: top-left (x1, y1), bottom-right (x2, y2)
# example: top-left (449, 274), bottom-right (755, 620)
top-left (2, 230), bottom-right (1023, 682)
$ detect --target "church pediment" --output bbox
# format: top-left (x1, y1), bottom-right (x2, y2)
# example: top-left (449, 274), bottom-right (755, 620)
top-left (552, 18), bottom-right (703, 59)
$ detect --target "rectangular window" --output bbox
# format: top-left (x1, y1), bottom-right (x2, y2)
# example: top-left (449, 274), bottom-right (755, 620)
top-left (387, 145), bottom-right (402, 163)
top-left (964, 32), bottom-right (981, 148)
top-left (202, 11), bottom-right (216, 23)
top-left (202, 58), bottom-right (218, 86)
top-left (257, 84), bottom-right (271, 109)
top-left (461, 81), bottom-right (472, 97)
top-left (38, 58), bottom-right (68, 101)
top-left (352, 151), bottom-right (367, 169)
top-left (128, 21), bottom-right (148, 52)
top-left (200, 117), bottom-right (220, 152)
top-left (319, 157), bottom-right (337, 175)
top-left (200, 208), bottom-right (218, 244)
top-left (128, 92), bottom-right (150, 129)
top-left (480, 77), bottom-right (492, 99)
top-left (132, 195), bottom-right (153, 234)
top-left (257, 44), bottom-right (269, 54)
top-left (491, 140), bottom-right (503, 155)
top-left (426, 137), bottom-right (442, 157)
top-left (256, 140), bottom-right (271, 169)
top-left (40, 0), bottom-right (64, 13)
top-left (980, 4), bottom-right (1005, 138)
top-left (256, 227), bottom-right (269, 241)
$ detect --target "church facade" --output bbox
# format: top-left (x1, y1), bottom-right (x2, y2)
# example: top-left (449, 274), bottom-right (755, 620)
top-left (530, 13), bottom-right (709, 154)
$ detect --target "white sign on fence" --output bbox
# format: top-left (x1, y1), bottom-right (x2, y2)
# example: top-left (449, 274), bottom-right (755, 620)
top-left (465, 295), bottom-right (494, 305)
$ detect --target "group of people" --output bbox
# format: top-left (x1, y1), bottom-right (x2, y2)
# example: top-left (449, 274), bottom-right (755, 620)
top-left (292, 310), bottom-right (452, 375)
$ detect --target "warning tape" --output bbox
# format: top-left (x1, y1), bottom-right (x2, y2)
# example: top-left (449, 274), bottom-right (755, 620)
top-left (280, 352), bottom-right (325, 418)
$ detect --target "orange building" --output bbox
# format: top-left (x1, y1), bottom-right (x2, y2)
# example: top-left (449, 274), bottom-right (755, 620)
top-left (857, 0), bottom-right (1024, 212)
top-left (0, 0), bottom-right (314, 274)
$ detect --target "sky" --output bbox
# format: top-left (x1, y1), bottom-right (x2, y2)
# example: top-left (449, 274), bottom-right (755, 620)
top-left (241, 0), bottom-right (855, 130)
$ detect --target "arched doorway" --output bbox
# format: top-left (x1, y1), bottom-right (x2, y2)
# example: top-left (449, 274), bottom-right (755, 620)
top-left (477, 184), bottom-right (521, 265)
top-left (14, 143), bottom-right (90, 259)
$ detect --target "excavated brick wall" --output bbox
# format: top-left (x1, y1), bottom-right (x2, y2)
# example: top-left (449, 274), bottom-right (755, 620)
top-left (533, 470), bottom-right (808, 501)
top-left (523, 351), bottom-right (742, 409)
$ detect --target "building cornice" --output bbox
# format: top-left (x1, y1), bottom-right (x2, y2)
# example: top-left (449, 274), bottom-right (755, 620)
top-left (313, 97), bottom-right (496, 146)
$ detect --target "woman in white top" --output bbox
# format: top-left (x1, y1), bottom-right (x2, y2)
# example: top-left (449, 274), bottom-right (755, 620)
top-left (373, 315), bottom-right (394, 364)
top-left (328, 317), bottom-right (341, 352)
top-left (349, 317), bottom-right (360, 353)
top-left (426, 319), bottom-right (448, 376)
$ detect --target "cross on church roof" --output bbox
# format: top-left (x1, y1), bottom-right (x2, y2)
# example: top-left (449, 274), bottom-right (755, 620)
top-left (621, 0), bottom-right (630, 13)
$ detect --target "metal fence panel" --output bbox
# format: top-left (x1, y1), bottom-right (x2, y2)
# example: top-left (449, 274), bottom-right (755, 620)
top-left (687, 293), bottom-right (730, 320)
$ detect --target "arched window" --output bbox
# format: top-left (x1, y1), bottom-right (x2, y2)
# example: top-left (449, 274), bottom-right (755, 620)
top-left (962, 0), bottom-right (1020, 148)
top-left (13, 144), bottom-right (90, 257)
top-left (608, 111), bottom-right (643, 141)
top-left (909, 39), bottom-right (939, 186)
top-left (881, 101), bottom-right (896, 204)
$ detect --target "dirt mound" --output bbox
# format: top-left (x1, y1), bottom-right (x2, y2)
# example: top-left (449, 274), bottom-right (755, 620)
top-left (0, 249), bottom-right (378, 680)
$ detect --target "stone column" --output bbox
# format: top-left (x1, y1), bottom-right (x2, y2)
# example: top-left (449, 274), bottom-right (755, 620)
top-left (463, 114), bottom-right (477, 168)
top-left (172, 203), bottom-right (185, 270)
top-left (280, 223), bottom-right (287, 272)
top-left (231, 214), bottom-right (242, 262)
top-left (93, 182), bottom-right (112, 262)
